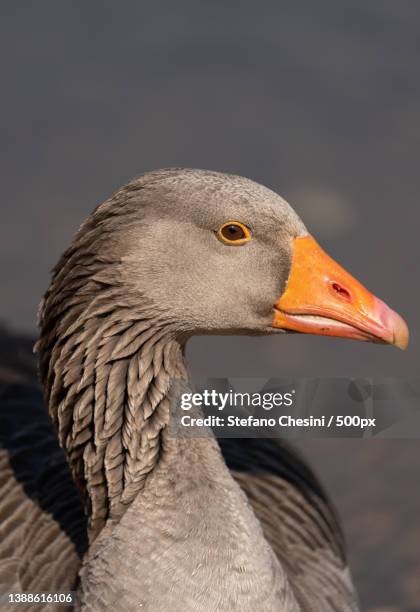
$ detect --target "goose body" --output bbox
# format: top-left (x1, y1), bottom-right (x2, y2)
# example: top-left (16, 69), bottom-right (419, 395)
top-left (0, 169), bottom-right (408, 611)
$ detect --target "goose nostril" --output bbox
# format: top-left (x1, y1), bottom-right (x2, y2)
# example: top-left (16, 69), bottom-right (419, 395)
top-left (331, 282), bottom-right (352, 301)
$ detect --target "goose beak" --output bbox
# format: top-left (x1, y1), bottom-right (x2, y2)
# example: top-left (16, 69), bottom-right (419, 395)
top-left (273, 236), bottom-right (409, 350)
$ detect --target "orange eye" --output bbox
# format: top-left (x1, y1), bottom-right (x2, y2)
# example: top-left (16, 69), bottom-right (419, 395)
top-left (217, 221), bottom-right (252, 245)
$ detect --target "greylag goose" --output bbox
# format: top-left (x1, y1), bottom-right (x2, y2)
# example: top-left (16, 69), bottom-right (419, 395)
top-left (0, 168), bottom-right (408, 611)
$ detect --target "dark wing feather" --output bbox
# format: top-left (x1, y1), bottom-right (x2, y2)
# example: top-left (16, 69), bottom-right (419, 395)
top-left (0, 332), bottom-right (87, 610)
top-left (220, 438), bottom-right (360, 611)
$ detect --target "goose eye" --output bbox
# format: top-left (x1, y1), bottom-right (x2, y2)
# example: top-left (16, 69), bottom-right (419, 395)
top-left (217, 221), bottom-right (252, 245)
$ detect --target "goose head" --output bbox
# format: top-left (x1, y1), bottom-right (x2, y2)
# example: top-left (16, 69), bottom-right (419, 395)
top-left (103, 168), bottom-right (408, 348)
top-left (37, 167), bottom-right (409, 538)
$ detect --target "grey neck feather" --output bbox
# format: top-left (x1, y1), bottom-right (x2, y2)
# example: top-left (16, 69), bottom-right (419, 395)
top-left (38, 301), bottom-right (297, 609)
top-left (36, 185), bottom-right (190, 539)
top-left (39, 294), bottom-right (186, 539)
top-left (74, 340), bottom-right (297, 611)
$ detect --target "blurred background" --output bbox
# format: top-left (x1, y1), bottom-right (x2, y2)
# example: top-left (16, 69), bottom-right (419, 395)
top-left (1, 2), bottom-right (419, 609)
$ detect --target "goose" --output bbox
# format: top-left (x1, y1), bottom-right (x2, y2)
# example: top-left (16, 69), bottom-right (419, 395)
top-left (0, 168), bottom-right (408, 612)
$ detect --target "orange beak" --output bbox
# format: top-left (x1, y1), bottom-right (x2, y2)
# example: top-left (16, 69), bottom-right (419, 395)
top-left (273, 236), bottom-right (409, 350)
